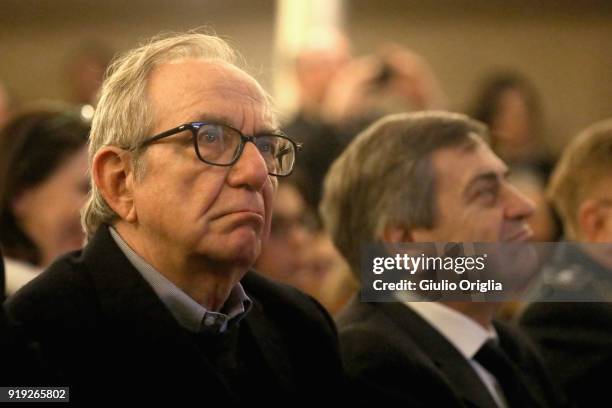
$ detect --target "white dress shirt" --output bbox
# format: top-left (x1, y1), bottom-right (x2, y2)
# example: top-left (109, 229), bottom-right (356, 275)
top-left (405, 301), bottom-right (509, 408)
top-left (4, 257), bottom-right (42, 296)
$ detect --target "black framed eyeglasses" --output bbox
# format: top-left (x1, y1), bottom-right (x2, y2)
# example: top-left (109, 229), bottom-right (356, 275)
top-left (137, 122), bottom-right (301, 177)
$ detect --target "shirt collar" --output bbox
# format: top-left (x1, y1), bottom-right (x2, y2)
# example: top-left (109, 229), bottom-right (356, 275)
top-left (109, 227), bottom-right (252, 333)
top-left (405, 301), bottom-right (497, 359)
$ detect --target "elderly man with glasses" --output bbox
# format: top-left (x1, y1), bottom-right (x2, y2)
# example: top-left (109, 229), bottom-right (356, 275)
top-left (6, 33), bottom-right (344, 404)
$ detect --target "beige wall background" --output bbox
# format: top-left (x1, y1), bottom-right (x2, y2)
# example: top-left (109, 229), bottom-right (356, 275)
top-left (1, 0), bottom-right (611, 153)
top-left (0, 0), bottom-right (276, 99)
top-left (348, 0), bottom-right (612, 154)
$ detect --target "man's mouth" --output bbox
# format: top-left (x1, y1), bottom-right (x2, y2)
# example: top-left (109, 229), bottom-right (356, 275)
top-left (212, 207), bottom-right (265, 219)
top-left (505, 226), bottom-right (534, 242)
top-left (219, 210), bottom-right (266, 231)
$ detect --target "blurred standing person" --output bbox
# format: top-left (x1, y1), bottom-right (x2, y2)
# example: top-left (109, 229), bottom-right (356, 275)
top-left (322, 44), bottom-right (447, 127)
top-left (0, 106), bottom-right (90, 296)
top-left (288, 32), bottom-right (447, 209)
top-left (288, 29), bottom-right (352, 139)
top-left (285, 29), bottom-right (352, 208)
top-left (64, 41), bottom-right (114, 106)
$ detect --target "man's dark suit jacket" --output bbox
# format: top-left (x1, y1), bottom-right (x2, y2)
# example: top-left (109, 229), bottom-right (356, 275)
top-left (337, 297), bottom-right (564, 407)
top-left (5, 225), bottom-right (345, 404)
top-left (1, 250), bottom-right (50, 385)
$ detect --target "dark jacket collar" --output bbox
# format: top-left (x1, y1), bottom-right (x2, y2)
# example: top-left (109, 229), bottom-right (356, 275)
top-left (361, 300), bottom-right (499, 408)
top-left (82, 224), bottom-right (294, 394)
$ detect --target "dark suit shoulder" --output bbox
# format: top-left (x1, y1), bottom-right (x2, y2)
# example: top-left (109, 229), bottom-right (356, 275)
top-left (336, 299), bottom-right (420, 366)
top-left (336, 299), bottom-right (409, 364)
top-left (339, 316), bottom-right (419, 375)
top-left (242, 271), bottom-right (346, 403)
top-left (494, 319), bottom-right (568, 407)
top-left (335, 299), bottom-right (462, 406)
top-left (5, 250), bottom-right (97, 332)
top-left (244, 271), bottom-right (337, 335)
top-left (336, 295), bottom-right (384, 329)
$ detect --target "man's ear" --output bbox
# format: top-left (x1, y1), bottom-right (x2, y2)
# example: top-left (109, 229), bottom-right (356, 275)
top-left (92, 146), bottom-right (138, 223)
top-left (578, 199), bottom-right (603, 242)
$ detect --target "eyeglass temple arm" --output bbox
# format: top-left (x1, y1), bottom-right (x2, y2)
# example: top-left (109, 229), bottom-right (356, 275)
top-left (139, 125), bottom-right (189, 147)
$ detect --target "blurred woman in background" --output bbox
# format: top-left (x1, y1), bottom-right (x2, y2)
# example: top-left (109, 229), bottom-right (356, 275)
top-left (0, 105), bottom-right (90, 296)
top-left (470, 71), bottom-right (554, 181)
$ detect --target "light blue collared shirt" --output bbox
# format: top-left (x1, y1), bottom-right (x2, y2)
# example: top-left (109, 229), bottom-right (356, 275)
top-left (109, 227), bottom-right (252, 334)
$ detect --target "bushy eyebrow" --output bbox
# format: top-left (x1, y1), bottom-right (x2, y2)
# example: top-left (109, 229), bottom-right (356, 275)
top-left (463, 169), bottom-right (509, 199)
top-left (194, 113), bottom-right (235, 127)
top-left (194, 113), bottom-right (279, 135)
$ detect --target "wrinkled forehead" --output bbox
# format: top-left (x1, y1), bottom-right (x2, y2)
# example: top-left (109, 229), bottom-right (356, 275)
top-left (147, 58), bottom-right (277, 128)
top-left (200, 61), bottom-right (270, 102)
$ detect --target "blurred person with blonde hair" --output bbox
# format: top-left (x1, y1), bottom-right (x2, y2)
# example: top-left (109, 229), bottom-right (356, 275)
top-left (520, 118), bottom-right (612, 407)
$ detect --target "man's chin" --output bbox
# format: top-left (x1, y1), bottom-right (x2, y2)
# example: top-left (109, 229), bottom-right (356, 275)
top-left (219, 235), bottom-right (261, 268)
top-left (189, 228), bottom-right (262, 268)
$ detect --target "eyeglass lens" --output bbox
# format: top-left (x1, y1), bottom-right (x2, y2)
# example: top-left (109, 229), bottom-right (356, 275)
top-left (195, 124), bottom-right (295, 175)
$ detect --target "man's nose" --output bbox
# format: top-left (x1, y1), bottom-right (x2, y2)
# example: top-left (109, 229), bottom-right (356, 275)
top-left (227, 141), bottom-right (269, 190)
top-left (505, 184), bottom-right (536, 220)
